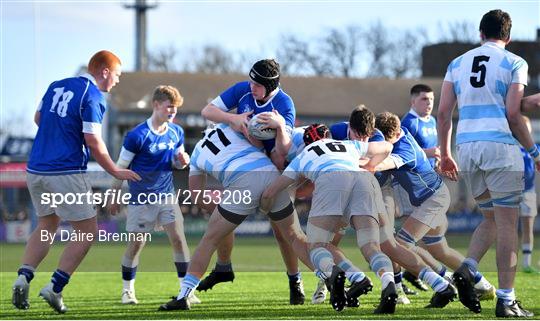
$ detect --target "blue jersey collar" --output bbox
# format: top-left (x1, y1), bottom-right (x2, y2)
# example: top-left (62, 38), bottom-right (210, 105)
top-left (409, 108), bottom-right (431, 122)
top-left (253, 88), bottom-right (280, 108)
top-left (80, 73), bottom-right (97, 86)
top-left (146, 118), bottom-right (169, 136)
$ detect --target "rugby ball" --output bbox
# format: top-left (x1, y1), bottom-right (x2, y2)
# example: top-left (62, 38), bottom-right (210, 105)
top-left (248, 112), bottom-right (277, 140)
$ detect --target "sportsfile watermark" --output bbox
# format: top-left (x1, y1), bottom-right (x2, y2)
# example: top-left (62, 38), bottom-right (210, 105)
top-left (40, 229), bottom-right (152, 244)
top-left (40, 189), bottom-right (253, 207)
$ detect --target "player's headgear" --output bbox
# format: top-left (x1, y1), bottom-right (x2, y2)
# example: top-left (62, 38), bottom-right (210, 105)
top-left (249, 59), bottom-right (280, 98)
top-left (303, 123), bottom-right (329, 146)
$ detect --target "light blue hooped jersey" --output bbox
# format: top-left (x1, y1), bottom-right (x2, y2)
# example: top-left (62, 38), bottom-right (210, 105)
top-left (283, 138), bottom-right (368, 182)
top-left (189, 124), bottom-right (276, 187)
top-left (444, 41), bottom-right (528, 145)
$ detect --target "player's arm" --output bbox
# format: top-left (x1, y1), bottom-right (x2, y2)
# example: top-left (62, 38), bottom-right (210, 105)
top-left (107, 147), bottom-right (134, 215)
top-left (506, 84), bottom-right (540, 169)
top-left (270, 150), bottom-right (287, 171)
top-left (173, 145), bottom-right (190, 170)
top-left (437, 81), bottom-right (459, 180)
top-left (521, 93), bottom-right (540, 113)
top-left (423, 147), bottom-right (441, 160)
top-left (246, 133), bottom-right (265, 149)
top-left (260, 175), bottom-right (296, 215)
top-left (201, 103), bottom-right (252, 136)
top-left (84, 133), bottom-right (140, 181)
top-left (34, 111), bottom-right (41, 126)
top-left (34, 100), bottom-right (44, 126)
top-left (373, 157), bottom-right (398, 172)
top-left (257, 110), bottom-right (292, 158)
top-left (362, 141), bottom-right (393, 172)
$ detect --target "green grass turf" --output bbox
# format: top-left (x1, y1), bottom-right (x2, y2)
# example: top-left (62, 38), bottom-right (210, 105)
top-left (1, 235), bottom-right (539, 319)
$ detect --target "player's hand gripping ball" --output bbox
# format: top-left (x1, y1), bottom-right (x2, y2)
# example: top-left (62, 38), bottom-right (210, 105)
top-left (248, 112), bottom-right (277, 140)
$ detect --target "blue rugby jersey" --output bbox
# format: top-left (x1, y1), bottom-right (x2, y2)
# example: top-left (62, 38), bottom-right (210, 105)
top-left (28, 74), bottom-right (106, 175)
top-left (211, 81), bottom-right (295, 153)
top-left (401, 109), bottom-right (438, 168)
top-left (388, 127), bottom-right (442, 206)
top-left (120, 120), bottom-right (185, 204)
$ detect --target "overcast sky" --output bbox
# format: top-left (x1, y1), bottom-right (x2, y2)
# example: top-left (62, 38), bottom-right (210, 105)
top-left (2, 0), bottom-right (539, 136)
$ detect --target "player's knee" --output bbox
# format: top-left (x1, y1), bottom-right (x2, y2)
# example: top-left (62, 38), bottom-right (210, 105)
top-left (309, 241), bottom-right (331, 251)
top-left (38, 216), bottom-right (60, 232)
top-left (476, 198), bottom-right (494, 211)
top-left (306, 222), bottom-right (334, 245)
top-left (396, 228), bottom-right (416, 249)
top-left (491, 191), bottom-right (522, 208)
top-left (378, 224), bottom-right (393, 244)
top-left (355, 227), bottom-right (380, 252)
top-left (421, 235), bottom-right (445, 246)
top-left (170, 236), bottom-right (186, 251)
top-left (127, 239), bottom-right (146, 255)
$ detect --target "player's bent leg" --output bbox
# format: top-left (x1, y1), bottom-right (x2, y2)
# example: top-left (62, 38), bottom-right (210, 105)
top-left (311, 232), bottom-right (345, 305)
top-left (121, 239), bottom-right (146, 304)
top-left (396, 212), bottom-right (449, 288)
top-left (188, 206), bottom-right (243, 279)
top-left (159, 206), bottom-right (243, 311)
top-left (493, 205), bottom-right (519, 290)
top-left (315, 233), bottom-right (371, 308)
top-left (38, 216), bottom-right (97, 313)
top-left (350, 215), bottom-right (397, 314)
top-left (421, 224), bottom-right (463, 271)
top-left (467, 194), bottom-right (496, 262)
top-left (58, 216), bottom-right (98, 275)
top-left (453, 193), bottom-right (494, 314)
top-left (13, 214), bottom-right (61, 310)
top-left (197, 232), bottom-right (235, 291)
top-left (269, 219), bottom-right (305, 305)
top-left (163, 220), bottom-right (201, 304)
top-left (306, 217), bottom-right (346, 312)
top-left (270, 204), bottom-right (313, 270)
top-left (22, 214), bottom-right (61, 268)
top-left (382, 232), bottom-right (455, 309)
top-left (491, 192), bottom-right (534, 317)
top-left (217, 232), bottom-right (234, 264)
top-left (270, 219), bottom-right (300, 275)
top-left (520, 217), bottom-right (539, 273)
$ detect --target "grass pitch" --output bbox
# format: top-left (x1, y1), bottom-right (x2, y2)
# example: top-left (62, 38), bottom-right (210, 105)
top-left (1, 235), bottom-right (539, 319)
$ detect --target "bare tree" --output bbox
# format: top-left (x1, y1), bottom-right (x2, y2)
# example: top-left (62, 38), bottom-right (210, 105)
top-left (387, 28), bottom-right (429, 78)
top-left (277, 34), bottom-right (308, 75)
top-left (437, 20), bottom-right (478, 43)
top-left (148, 44), bottom-right (179, 72)
top-left (365, 20), bottom-right (392, 77)
top-left (191, 44), bottom-right (243, 74)
top-left (277, 33), bottom-right (335, 77)
top-left (320, 25), bottom-right (362, 78)
top-left (276, 34), bottom-right (308, 75)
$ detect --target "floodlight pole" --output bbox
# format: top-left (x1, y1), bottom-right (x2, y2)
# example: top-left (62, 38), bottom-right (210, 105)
top-left (124, 0), bottom-right (157, 71)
